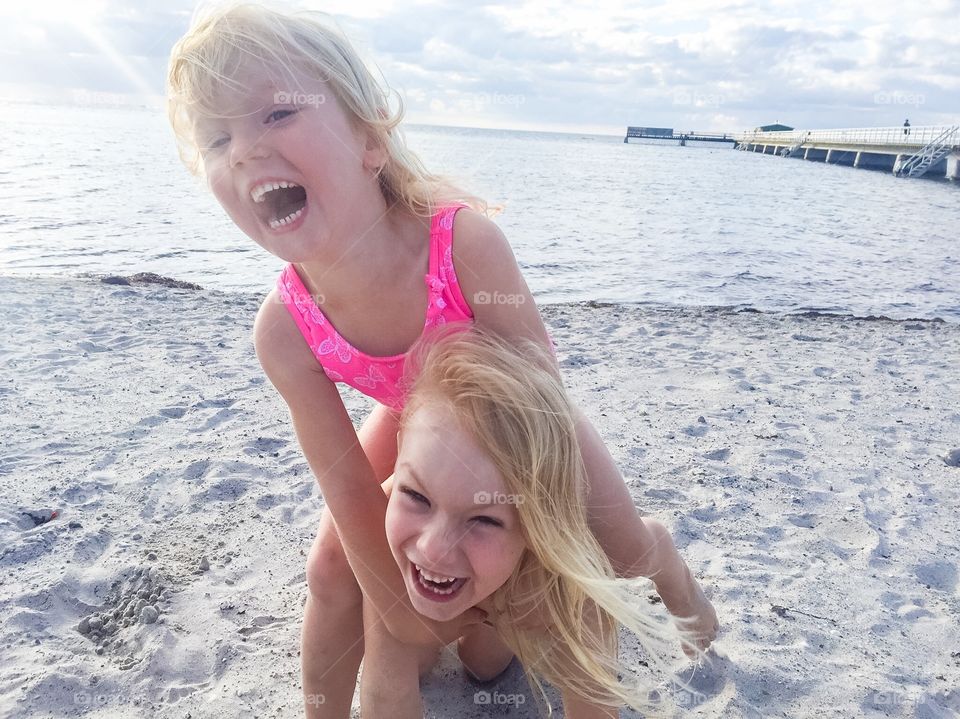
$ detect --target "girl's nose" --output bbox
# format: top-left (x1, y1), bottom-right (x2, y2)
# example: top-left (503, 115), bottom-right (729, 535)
top-left (228, 128), bottom-right (270, 167)
top-left (416, 522), bottom-right (460, 570)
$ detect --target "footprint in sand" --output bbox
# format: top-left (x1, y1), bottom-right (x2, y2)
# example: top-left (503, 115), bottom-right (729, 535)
top-left (191, 406), bottom-right (241, 432)
top-left (255, 482), bottom-right (313, 511)
top-left (245, 436), bottom-right (288, 457)
top-left (913, 560), bottom-right (957, 593)
top-left (703, 448), bottom-right (731, 461)
top-left (560, 353), bottom-right (599, 368)
top-left (72, 528), bottom-right (113, 564)
top-left (201, 477), bottom-right (250, 503)
top-left (158, 405), bottom-right (188, 419)
top-left (182, 459), bottom-right (211, 481)
top-left (58, 476), bottom-right (116, 508)
top-left (787, 513), bottom-right (818, 529)
top-left (237, 614), bottom-right (287, 636)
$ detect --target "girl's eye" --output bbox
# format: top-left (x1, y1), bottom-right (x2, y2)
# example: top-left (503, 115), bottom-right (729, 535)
top-left (265, 108), bottom-right (297, 124)
top-left (473, 516), bottom-right (503, 528)
top-left (401, 487), bottom-right (428, 505)
top-left (200, 136), bottom-right (229, 153)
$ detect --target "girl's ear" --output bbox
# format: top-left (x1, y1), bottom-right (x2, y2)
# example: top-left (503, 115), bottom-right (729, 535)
top-left (361, 128), bottom-right (387, 174)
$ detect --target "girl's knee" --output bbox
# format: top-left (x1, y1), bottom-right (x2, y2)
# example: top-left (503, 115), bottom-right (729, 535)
top-left (305, 522), bottom-right (360, 607)
top-left (457, 625), bottom-right (515, 683)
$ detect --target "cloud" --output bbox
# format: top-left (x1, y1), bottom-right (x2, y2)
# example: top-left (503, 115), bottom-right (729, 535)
top-left (2, 0), bottom-right (957, 133)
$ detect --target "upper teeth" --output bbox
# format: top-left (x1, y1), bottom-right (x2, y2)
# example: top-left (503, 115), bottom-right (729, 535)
top-left (251, 180), bottom-right (299, 203)
top-left (416, 565), bottom-right (457, 583)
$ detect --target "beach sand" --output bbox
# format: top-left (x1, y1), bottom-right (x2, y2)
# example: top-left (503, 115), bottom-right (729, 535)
top-left (1, 274), bottom-right (958, 718)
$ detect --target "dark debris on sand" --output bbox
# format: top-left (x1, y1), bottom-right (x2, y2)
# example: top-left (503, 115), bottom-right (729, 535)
top-left (100, 272), bottom-right (203, 290)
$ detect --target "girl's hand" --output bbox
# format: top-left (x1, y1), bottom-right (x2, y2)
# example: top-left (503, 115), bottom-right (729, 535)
top-left (636, 519), bottom-right (719, 658)
top-left (664, 566), bottom-right (719, 659)
top-left (682, 582), bottom-right (719, 659)
top-left (393, 604), bottom-right (491, 646)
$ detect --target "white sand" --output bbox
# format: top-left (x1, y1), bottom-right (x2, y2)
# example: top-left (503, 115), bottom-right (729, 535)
top-left (1, 274), bottom-right (958, 718)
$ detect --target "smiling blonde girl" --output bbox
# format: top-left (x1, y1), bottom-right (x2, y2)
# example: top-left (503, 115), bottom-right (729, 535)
top-left (358, 324), bottom-right (713, 718)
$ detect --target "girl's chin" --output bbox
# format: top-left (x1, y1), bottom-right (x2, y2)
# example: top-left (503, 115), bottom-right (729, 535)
top-left (411, 601), bottom-right (458, 621)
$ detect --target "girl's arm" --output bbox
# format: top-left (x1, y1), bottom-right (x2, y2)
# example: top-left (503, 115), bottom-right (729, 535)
top-left (253, 293), bottom-right (487, 645)
top-left (454, 212), bottom-right (718, 654)
top-left (549, 605), bottom-right (621, 719)
top-left (451, 210), bottom-right (555, 357)
top-left (359, 595), bottom-right (425, 719)
top-left (632, 517), bottom-right (718, 657)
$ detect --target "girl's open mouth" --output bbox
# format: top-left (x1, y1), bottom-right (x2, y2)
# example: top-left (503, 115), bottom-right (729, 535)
top-left (250, 179), bottom-right (308, 232)
top-left (410, 561), bottom-right (468, 602)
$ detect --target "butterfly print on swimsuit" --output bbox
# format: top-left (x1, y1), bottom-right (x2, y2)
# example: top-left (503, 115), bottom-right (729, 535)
top-left (441, 246), bottom-right (459, 287)
top-left (353, 364), bottom-right (386, 389)
top-left (317, 333), bottom-right (355, 364)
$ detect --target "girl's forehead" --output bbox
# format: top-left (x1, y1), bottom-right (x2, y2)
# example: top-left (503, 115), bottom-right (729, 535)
top-left (404, 407), bottom-right (505, 484)
top-left (204, 61), bottom-right (321, 116)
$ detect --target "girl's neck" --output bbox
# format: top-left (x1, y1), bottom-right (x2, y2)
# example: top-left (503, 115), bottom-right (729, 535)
top-left (294, 198), bottom-right (430, 312)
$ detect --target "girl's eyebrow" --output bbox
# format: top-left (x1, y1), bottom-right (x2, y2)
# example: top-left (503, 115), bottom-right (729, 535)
top-left (396, 461), bottom-right (424, 489)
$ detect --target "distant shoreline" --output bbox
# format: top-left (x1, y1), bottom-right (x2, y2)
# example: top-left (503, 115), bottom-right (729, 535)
top-left (9, 271), bottom-right (952, 326)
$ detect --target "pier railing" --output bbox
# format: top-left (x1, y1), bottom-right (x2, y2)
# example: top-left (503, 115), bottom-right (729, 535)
top-left (734, 125), bottom-right (959, 148)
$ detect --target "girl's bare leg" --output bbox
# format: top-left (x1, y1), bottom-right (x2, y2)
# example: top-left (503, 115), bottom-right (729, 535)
top-left (358, 595), bottom-right (444, 719)
top-left (301, 403), bottom-right (402, 718)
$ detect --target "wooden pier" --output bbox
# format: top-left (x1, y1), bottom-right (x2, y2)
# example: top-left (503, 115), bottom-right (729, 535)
top-left (732, 125), bottom-right (960, 179)
top-left (624, 124), bottom-right (960, 180)
top-left (624, 126), bottom-right (736, 146)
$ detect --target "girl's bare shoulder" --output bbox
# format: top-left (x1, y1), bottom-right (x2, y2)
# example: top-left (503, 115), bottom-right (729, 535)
top-left (253, 287), bottom-right (328, 396)
top-left (449, 207), bottom-right (513, 273)
top-left (450, 208), bottom-right (552, 347)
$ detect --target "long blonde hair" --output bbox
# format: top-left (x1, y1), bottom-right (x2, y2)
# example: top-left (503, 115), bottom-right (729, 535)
top-left (400, 324), bottom-right (706, 715)
top-left (166, 1), bottom-right (490, 217)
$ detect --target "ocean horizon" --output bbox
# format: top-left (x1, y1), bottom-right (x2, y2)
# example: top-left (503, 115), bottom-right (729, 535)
top-left (2, 100), bottom-right (958, 322)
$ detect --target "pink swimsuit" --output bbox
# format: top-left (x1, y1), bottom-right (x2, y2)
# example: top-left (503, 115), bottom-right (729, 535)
top-left (276, 203), bottom-right (476, 411)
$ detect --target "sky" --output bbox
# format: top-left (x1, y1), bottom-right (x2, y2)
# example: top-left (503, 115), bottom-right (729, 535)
top-left (0, 0), bottom-right (957, 136)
